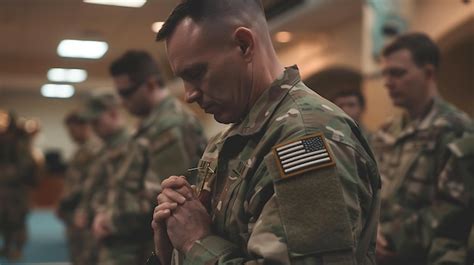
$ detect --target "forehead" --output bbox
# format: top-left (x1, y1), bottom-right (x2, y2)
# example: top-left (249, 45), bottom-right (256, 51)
top-left (113, 74), bottom-right (132, 88)
top-left (381, 49), bottom-right (415, 68)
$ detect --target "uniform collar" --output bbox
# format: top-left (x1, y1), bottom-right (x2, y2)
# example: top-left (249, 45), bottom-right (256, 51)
top-left (223, 65), bottom-right (301, 140)
top-left (104, 128), bottom-right (129, 148)
top-left (135, 94), bottom-right (174, 137)
top-left (384, 97), bottom-right (443, 143)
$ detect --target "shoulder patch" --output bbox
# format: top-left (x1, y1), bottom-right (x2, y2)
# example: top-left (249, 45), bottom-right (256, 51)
top-left (272, 133), bottom-right (335, 179)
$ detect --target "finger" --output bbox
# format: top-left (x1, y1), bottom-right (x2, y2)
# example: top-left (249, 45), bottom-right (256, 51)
top-left (377, 233), bottom-right (388, 247)
top-left (153, 209), bottom-right (172, 222)
top-left (156, 202), bottom-right (179, 212)
top-left (161, 176), bottom-right (191, 189)
top-left (161, 188), bottom-right (188, 204)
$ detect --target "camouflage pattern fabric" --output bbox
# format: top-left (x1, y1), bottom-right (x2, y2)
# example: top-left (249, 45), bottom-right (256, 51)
top-left (0, 125), bottom-right (35, 260)
top-left (58, 137), bottom-right (101, 265)
top-left (371, 97), bottom-right (474, 264)
top-left (133, 95), bottom-right (207, 186)
top-left (82, 128), bottom-right (160, 265)
top-left (440, 135), bottom-right (474, 264)
top-left (172, 66), bottom-right (381, 265)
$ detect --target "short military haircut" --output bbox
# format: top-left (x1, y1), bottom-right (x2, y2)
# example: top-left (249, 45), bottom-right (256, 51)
top-left (156, 0), bottom-right (265, 41)
top-left (332, 89), bottom-right (366, 109)
top-left (382, 32), bottom-right (440, 70)
top-left (109, 50), bottom-right (164, 87)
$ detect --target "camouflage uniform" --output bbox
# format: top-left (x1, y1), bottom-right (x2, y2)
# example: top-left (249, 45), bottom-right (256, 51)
top-left (171, 66), bottom-right (381, 264)
top-left (0, 116), bottom-right (36, 260)
top-left (371, 97), bottom-right (474, 264)
top-left (86, 128), bottom-right (161, 265)
top-left (133, 95), bottom-right (207, 185)
top-left (439, 135), bottom-right (474, 264)
top-left (58, 137), bottom-right (101, 265)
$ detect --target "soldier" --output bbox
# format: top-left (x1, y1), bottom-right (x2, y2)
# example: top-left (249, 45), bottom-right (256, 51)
top-left (149, 1), bottom-right (381, 264)
top-left (57, 110), bottom-right (101, 265)
top-left (76, 94), bottom-right (161, 265)
top-left (372, 33), bottom-right (474, 264)
top-left (109, 50), bottom-right (206, 185)
top-left (330, 89), bottom-right (372, 141)
top-left (0, 111), bottom-right (36, 261)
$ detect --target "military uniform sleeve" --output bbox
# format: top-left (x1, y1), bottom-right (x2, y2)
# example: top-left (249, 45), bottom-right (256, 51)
top-left (107, 145), bottom-right (161, 236)
top-left (149, 126), bottom-right (203, 185)
top-left (183, 133), bottom-right (377, 264)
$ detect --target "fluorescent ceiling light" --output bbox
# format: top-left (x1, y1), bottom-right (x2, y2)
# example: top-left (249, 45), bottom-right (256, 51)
top-left (152, 22), bottom-right (164, 33)
top-left (83, 0), bottom-right (146, 8)
top-left (47, 68), bottom-right (87, 83)
top-left (274, 31), bottom-right (293, 43)
top-left (57, 39), bottom-right (108, 59)
top-left (41, 84), bottom-right (75, 98)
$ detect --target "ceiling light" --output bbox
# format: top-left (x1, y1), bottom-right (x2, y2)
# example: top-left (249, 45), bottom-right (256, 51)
top-left (41, 84), bottom-right (75, 98)
top-left (57, 39), bottom-right (108, 59)
top-left (151, 22), bottom-right (164, 33)
top-left (83, 0), bottom-right (146, 8)
top-left (47, 68), bottom-right (87, 83)
top-left (274, 31), bottom-right (293, 43)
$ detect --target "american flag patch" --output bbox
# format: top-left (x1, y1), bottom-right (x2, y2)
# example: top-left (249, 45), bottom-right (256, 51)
top-left (273, 133), bottom-right (335, 178)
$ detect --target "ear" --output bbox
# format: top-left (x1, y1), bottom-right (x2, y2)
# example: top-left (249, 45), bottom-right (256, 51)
top-left (423, 64), bottom-right (436, 80)
top-left (233, 27), bottom-right (254, 61)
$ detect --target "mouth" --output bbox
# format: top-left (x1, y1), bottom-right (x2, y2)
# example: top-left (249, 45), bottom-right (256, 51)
top-left (201, 103), bottom-right (218, 114)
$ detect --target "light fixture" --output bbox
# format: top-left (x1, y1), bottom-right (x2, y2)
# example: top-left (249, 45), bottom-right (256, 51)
top-left (47, 68), bottom-right (87, 83)
top-left (57, 39), bottom-right (108, 59)
top-left (151, 22), bottom-right (164, 33)
top-left (83, 0), bottom-right (146, 8)
top-left (41, 84), bottom-right (75, 98)
top-left (274, 31), bottom-right (293, 43)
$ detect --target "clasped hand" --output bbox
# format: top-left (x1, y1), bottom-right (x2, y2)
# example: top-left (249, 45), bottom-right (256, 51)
top-left (152, 176), bottom-right (211, 254)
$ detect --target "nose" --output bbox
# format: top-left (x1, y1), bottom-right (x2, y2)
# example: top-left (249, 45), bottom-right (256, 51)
top-left (184, 84), bottom-right (201, 104)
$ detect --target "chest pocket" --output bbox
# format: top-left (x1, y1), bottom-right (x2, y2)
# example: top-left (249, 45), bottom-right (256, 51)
top-left (398, 138), bottom-right (437, 208)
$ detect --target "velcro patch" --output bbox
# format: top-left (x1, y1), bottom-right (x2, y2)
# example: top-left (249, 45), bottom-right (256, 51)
top-left (272, 133), bottom-right (335, 178)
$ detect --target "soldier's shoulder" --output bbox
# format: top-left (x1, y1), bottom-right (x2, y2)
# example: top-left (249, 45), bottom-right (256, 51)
top-left (274, 82), bottom-right (359, 147)
top-left (448, 135), bottom-right (474, 158)
top-left (434, 99), bottom-right (473, 133)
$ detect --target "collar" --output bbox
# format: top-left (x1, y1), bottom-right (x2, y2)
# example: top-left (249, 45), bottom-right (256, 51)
top-left (222, 65), bottom-right (301, 141)
top-left (104, 128), bottom-right (129, 148)
top-left (135, 94), bottom-right (174, 137)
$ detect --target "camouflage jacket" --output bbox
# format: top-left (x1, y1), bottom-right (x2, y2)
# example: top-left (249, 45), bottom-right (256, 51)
top-left (81, 129), bottom-right (160, 239)
top-left (371, 97), bottom-right (474, 264)
top-left (175, 66), bottom-right (381, 265)
top-left (134, 95), bottom-right (207, 186)
top-left (58, 137), bottom-right (102, 222)
top-left (0, 130), bottom-right (35, 186)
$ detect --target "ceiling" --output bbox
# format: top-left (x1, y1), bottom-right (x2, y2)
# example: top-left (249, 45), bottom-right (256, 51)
top-left (0, 0), bottom-right (362, 95)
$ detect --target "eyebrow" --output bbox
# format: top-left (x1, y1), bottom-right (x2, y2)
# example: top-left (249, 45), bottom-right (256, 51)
top-left (176, 63), bottom-right (207, 79)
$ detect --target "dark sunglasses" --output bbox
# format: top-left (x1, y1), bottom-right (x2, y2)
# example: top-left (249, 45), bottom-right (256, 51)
top-left (117, 80), bottom-right (145, 98)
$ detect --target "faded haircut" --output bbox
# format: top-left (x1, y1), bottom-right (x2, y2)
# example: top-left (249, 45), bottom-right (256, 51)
top-left (156, 0), bottom-right (265, 41)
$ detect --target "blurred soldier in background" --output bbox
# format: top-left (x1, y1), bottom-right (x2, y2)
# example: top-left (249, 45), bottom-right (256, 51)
top-left (58, 110), bottom-right (102, 265)
top-left (75, 94), bottom-right (161, 265)
top-left (372, 32), bottom-right (474, 264)
top-left (330, 89), bottom-right (372, 141)
top-left (0, 110), bottom-right (37, 261)
top-left (109, 50), bottom-right (207, 185)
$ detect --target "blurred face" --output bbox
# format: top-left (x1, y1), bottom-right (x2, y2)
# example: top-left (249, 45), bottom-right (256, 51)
top-left (381, 49), bottom-right (430, 109)
top-left (91, 110), bottom-right (117, 139)
top-left (114, 74), bottom-right (151, 117)
top-left (333, 95), bottom-right (363, 122)
top-left (66, 123), bottom-right (90, 144)
top-left (166, 18), bottom-right (253, 124)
